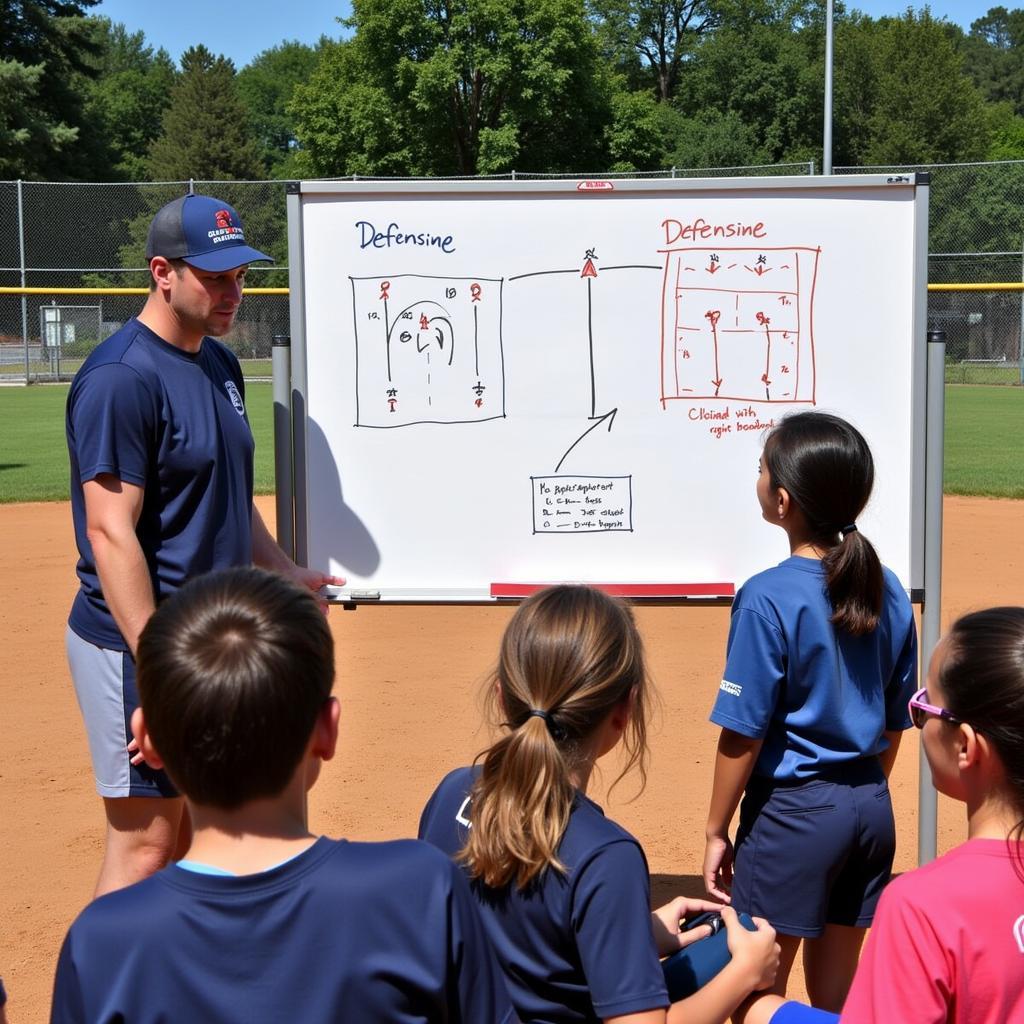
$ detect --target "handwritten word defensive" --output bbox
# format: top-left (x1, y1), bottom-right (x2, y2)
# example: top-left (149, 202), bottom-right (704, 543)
top-left (662, 218), bottom-right (766, 244)
top-left (355, 221), bottom-right (455, 253)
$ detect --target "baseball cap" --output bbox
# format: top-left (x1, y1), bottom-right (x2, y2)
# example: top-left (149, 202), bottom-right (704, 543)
top-left (146, 193), bottom-right (273, 271)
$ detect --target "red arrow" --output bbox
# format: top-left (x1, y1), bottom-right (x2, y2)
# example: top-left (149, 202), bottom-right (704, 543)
top-left (707, 261), bottom-right (720, 274)
top-left (581, 258), bottom-right (598, 278)
top-left (705, 310), bottom-right (722, 395)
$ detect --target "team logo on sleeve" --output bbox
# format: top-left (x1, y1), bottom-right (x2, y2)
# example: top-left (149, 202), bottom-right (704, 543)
top-left (224, 380), bottom-right (245, 416)
top-left (719, 680), bottom-right (743, 697)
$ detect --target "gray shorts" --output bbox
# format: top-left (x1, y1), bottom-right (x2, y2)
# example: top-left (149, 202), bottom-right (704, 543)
top-left (66, 625), bottom-right (178, 799)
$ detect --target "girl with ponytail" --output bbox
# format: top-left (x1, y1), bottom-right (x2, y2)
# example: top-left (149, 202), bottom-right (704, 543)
top-left (420, 584), bottom-right (780, 1024)
top-left (702, 412), bottom-right (918, 1012)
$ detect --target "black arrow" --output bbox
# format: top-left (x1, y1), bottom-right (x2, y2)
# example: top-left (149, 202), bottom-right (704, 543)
top-left (555, 408), bottom-right (618, 473)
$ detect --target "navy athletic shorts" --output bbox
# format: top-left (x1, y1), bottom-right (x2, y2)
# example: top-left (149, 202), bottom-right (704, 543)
top-left (731, 758), bottom-right (895, 937)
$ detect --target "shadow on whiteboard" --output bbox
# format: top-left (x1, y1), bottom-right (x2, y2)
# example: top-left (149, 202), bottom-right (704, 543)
top-left (307, 417), bottom-right (381, 576)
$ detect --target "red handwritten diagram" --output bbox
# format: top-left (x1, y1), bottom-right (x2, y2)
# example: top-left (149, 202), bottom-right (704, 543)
top-left (350, 274), bottom-right (505, 428)
top-left (659, 246), bottom-right (820, 405)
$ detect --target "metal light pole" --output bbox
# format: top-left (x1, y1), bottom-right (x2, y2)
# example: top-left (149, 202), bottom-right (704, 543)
top-left (823, 0), bottom-right (834, 175)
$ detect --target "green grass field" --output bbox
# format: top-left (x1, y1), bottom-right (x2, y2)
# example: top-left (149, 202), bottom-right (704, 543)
top-left (943, 385), bottom-right (1024, 497)
top-left (0, 382), bottom-right (275, 503)
top-left (944, 364), bottom-right (1023, 386)
top-left (0, 383), bottom-right (1020, 503)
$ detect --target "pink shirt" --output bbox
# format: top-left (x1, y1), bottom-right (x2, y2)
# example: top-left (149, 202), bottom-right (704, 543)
top-left (842, 839), bottom-right (1024, 1024)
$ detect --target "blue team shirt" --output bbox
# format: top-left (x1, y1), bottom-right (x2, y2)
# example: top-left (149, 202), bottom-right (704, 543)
top-left (66, 319), bottom-right (254, 651)
top-left (51, 836), bottom-right (515, 1024)
top-left (710, 556), bottom-right (918, 781)
top-left (419, 766), bottom-right (669, 1024)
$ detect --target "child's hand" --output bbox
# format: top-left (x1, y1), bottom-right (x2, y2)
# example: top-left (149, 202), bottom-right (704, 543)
top-left (650, 897), bottom-right (723, 956)
top-left (702, 833), bottom-right (734, 902)
top-left (722, 906), bottom-right (779, 992)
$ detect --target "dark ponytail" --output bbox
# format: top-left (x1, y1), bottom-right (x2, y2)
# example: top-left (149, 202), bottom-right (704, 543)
top-left (763, 412), bottom-right (883, 635)
top-left (940, 607), bottom-right (1024, 847)
top-left (459, 585), bottom-right (650, 889)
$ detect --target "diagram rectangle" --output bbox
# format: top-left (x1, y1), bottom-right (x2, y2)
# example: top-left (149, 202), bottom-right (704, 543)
top-left (351, 274), bottom-right (505, 427)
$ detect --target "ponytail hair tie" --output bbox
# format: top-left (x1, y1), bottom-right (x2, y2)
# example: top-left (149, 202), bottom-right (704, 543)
top-left (840, 523), bottom-right (858, 538)
top-left (527, 708), bottom-right (566, 741)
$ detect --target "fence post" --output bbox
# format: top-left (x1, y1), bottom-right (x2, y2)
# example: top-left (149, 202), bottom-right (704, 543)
top-left (272, 334), bottom-right (295, 560)
top-left (920, 328), bottom-right (946, 866)
top-left (17, 180), bottom-right (28, 383)
top-left (1019, 239), bottom-right (1024, 384)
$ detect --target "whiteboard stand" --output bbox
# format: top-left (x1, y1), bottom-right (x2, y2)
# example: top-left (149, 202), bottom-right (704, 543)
top-left (272, 333), bottom-right (294, 561)
top-left (919, 328), bottom-right (946, 865)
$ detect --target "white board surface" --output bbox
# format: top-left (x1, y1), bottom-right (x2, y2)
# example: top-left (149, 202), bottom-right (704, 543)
top-left (289, 176), bottom-right (927, 601)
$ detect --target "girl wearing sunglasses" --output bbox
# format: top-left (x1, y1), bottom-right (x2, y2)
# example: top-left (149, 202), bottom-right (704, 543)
top-left (743, 607), bottom-right (1024, 1024)
top-left (702, 412), bottom-right (918, 1011)
top-left (839, 605), bottom-right (1024, 1021)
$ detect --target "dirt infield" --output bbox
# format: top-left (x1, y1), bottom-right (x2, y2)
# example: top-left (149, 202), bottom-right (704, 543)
top-left (1, 495), bottom-right (1020, 1020)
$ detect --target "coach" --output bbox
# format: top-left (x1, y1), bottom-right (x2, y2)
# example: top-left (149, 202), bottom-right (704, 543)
top-left (65, 193), bottom-right (343, 896)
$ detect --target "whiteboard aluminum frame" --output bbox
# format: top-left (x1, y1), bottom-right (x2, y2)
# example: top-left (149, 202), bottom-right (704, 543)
top-left (283, 173), bottom-right (931, 605)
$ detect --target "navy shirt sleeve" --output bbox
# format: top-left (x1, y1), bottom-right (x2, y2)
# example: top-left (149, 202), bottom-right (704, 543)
top-left (446, 861), bottom-right (516, 1024)
top-left (69, 363), bottom-right (155, 488)
top-left (710, 597), bottom-right (786, 739)
top-left (571, 840), bottom-right (669, 1018)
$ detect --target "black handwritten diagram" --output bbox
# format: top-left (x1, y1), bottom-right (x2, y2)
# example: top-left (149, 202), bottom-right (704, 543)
top-left (660, 246), bottom-right (820, 405)
top-left (508, 249), bottom-right (658, 535)
top-left (351, 274), bottom-right (505, 427)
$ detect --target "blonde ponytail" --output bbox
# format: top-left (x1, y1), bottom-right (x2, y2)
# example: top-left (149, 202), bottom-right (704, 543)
top-left (459, 585), bottom-right (650, 889)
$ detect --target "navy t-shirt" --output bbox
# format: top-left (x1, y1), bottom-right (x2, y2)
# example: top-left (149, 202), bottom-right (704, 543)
top-left (66, 319), bottom-right (254, 651)
top-left (419, 766), bottom-right (669, 1024)
top-left (51, 837), bottom-right (515, 1024)
top-left (710, 556), bottom-right (918, 781)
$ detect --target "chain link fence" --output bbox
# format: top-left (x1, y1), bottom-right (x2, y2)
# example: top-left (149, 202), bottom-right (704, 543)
top-left (837, 160), bottom-right (1024, 385)
top-left (0, 180), bottom-right (289, 382)
top-left (3, 163), bottom-right (1022, 384)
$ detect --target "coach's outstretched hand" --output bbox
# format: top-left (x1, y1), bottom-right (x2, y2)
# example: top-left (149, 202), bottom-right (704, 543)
top-left (286, 565), bottom-right (347, 613)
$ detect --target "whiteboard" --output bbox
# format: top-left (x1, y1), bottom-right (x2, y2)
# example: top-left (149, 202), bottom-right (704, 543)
top-left (286, 176), bottom-right (928, 602)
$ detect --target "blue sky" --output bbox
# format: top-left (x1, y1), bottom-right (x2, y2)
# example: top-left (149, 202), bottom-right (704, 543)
top-left (92, 1), bottom-right (996, 70)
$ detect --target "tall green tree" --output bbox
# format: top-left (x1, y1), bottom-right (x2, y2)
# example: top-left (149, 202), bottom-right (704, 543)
top-left (237, 40), bottom-right (322, 177)
top-left (291, 0), bottom-right (612, 176)
top-left (0, 0), bottom-right (101, 178)
top-left (835, 11), bottom-right (990, 165)
top-left (74, 18), bottom-right (177, 180)
top-left (959, 6), bottom-right (1024, 116)
top-left (589, 0), bottom-right (721, 100)
top-left (147, 45), bottom-right (263, 181)
top-left (673, 2), bottom-right (826, 165)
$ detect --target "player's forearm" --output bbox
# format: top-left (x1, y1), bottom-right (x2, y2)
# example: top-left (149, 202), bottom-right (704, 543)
top-left (705, 730), bottom-right (762, 838)
top-left (89, 528), bottom-right (156, 655)
top-left (250, 505), bottom-right (295, 573)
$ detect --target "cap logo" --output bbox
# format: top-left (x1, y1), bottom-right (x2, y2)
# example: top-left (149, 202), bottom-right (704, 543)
top-left (215, 209), bottom-right (233, 229)
top-left (207, 208), bottom-right (245, 246)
